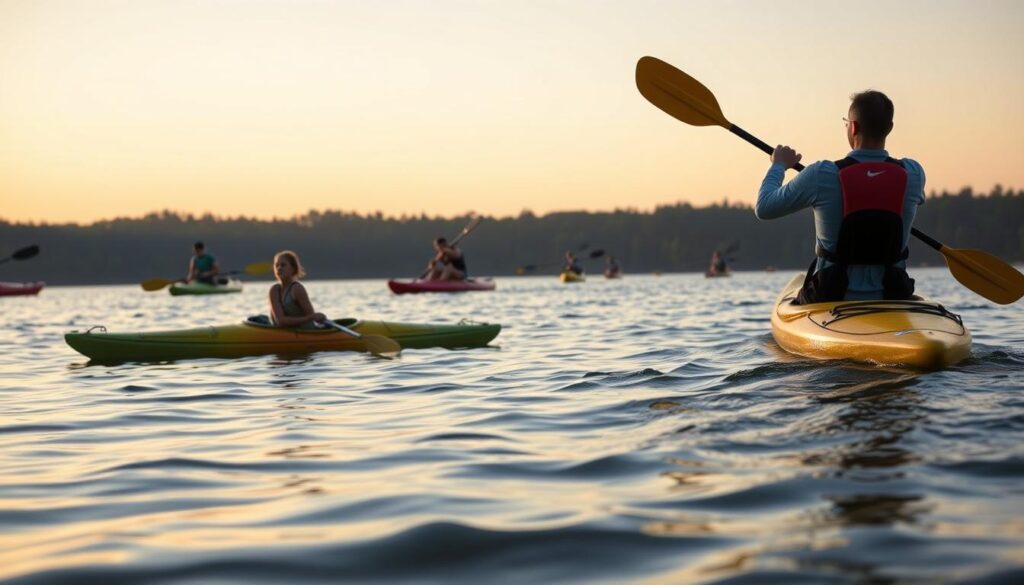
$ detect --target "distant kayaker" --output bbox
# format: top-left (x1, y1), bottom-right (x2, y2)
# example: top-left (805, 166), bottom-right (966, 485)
top-left (704, 251), bottom-right (729, 278)
top-left (564, 251), bottom-right (584, 275)
top-left (186, 241), bottom-right (220, 284)
top-left (755, 90), bottom-right (923, 303)
top-left (425, 237), bottom-right (467, 281)
top-left (707, 250), bottom-right (728, 276)
top-left (604, 256), bottom-right (621, 277)
top-left (269, 250), bottom-right (326, 329)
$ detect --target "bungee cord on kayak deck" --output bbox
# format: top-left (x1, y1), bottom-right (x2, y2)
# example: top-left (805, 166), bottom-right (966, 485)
top-left (822, 301), bottom-right (964, 328)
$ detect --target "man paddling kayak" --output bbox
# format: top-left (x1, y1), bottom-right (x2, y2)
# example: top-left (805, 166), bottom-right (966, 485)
top-left (425, 237), bottom-right (467, 281)
top-left (186, 241), bottom-right (220, 285)
top-left (756, 90), bottom-right (924, 302)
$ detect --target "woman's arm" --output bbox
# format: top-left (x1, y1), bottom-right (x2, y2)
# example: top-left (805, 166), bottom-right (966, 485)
top-left (292, 284), bottom-right (326, 324)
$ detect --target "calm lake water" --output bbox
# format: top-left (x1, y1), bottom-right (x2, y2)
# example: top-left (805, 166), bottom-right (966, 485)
top-left (1, 269), bottom-right (1022, 584)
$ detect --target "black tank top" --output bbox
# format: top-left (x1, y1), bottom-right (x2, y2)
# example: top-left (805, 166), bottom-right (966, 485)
top-left (447, 249), bottom-right (467, 272)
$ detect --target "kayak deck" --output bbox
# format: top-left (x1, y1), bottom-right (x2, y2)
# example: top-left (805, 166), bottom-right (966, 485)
top-left (65, 317), bottom-right (501, 362)
top-left (771, 274), bottom-right (971, 370)
top-left (387, 278), bottom-right (496, 294)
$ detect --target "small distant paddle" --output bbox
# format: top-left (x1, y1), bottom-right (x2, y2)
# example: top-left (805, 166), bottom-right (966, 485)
top-left (325, 320), bottom-right (401, 359)
top-left (0, 245), bottom-right (40, 266)
top-left (141, 261), bottom-right (273, 291)
top-left (516, 248), bottom-right (605, 275)
top-left (635, 55), bottom-right (1024, 305)
top-left (417, 216), bottom-right (483, 279)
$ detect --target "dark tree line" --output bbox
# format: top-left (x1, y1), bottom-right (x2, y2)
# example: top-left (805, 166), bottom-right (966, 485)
top-left (1, 187), bottom-right (1021, 285)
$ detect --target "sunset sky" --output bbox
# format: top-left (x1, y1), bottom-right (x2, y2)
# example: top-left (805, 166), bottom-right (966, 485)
top-left (2, 0), bottom-right (1022, 224)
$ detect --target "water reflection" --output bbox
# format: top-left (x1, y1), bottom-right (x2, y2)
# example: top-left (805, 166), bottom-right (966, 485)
top-left (1, 273), bottom-right (1020, 584)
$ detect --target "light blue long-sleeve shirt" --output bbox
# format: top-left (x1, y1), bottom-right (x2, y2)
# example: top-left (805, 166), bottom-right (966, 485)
top-left (755, 149), bottom-right (926, 300)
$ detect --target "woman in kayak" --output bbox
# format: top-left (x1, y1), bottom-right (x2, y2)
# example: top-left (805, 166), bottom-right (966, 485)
top-left (425, 237), bottom-right (467, 281)
top-left (270, 250), bottom-right (327, 329)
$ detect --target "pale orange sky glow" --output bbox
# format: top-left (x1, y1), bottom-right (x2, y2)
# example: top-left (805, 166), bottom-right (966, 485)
top-left (2, 0), bottom-right (1023, 224)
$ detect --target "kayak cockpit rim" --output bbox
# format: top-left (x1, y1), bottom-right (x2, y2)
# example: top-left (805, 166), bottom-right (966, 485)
top-left (243, 315), bottom-right (360, 331)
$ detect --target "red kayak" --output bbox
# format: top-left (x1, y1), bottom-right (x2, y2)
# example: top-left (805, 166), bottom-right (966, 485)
top-left (388, 278), bottom-right (496, 294)
top-left (0, 281), bottom-right (45, 297)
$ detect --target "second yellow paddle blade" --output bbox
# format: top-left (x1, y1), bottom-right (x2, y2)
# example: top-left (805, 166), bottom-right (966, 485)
top-left (245, 262), bottom-right (273, 276)
top-left (363, 335), bottom-right (402, 359)
top-left (943, 247), bottom-right (1024, 305)
top-left (635, 56), bottom-right (730, 128)
top-left (141, 278), bottom-right (174, 291)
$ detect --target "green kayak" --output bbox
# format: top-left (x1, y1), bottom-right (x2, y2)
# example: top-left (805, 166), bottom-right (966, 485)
top-left (65, 316), bottom-right (501, 362)
top-left (169, 278), bottom-right (243, 296)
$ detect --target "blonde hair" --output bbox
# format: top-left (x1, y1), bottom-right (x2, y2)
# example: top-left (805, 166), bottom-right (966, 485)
top-left (274, 250), bottom-right (306, 279)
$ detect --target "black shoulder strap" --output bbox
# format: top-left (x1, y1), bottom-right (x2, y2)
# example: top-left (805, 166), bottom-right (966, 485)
top-left (834, 156), bottom-right (858, 169)
top-left (835, 156), bottom-right (905, 169)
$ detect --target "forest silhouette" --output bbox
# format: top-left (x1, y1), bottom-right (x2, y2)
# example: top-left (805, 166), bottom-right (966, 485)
top-left (2, 187), bottom-right (1021, 285)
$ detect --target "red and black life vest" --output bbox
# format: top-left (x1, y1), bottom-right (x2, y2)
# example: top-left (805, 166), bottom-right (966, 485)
top-left (816, 156), bottom-right (909, 266)
top-left (796, 156), bottom-right (916, 303)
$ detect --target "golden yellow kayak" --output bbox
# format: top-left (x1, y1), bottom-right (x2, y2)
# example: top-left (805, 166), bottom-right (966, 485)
top-left (771, 275), bottom-right (971, 370)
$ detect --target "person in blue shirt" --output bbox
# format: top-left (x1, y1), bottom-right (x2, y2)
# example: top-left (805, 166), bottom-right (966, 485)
top-left (756, 90), bottom-right (924, 303)
top-left (186, 241), bottom-right (220, 285)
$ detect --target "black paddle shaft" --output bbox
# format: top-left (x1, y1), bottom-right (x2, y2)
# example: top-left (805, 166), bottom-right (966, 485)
top-left (730, 124), bottom-right (806, 171)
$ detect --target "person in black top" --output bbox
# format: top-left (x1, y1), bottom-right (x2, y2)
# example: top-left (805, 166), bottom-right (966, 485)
top-left (425, 237), bottom-right (468, 281)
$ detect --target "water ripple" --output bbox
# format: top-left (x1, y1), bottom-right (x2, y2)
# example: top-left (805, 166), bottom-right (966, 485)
top-left (1, 271), bottom-right (1022, 584)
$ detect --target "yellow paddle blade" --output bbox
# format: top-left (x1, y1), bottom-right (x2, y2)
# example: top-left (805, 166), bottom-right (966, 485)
top-left (140, 278), bottom-right (175, 291)
top-left (244, 261), bottom-right (273, 276)
top-left (362, 334), bottom-right (402, 359)
top-left (635, 56), bottom-right (731, 128)
top-left (941, 247), bottom-right (1024, 305)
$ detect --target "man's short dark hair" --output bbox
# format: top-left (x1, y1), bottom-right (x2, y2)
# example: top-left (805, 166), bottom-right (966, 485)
top-left (849, 90), bottom-right (894, 142)
top-left (194, 241), bottom-right (205, 250)
top-left (434, 237), bottom-right (447, 245)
